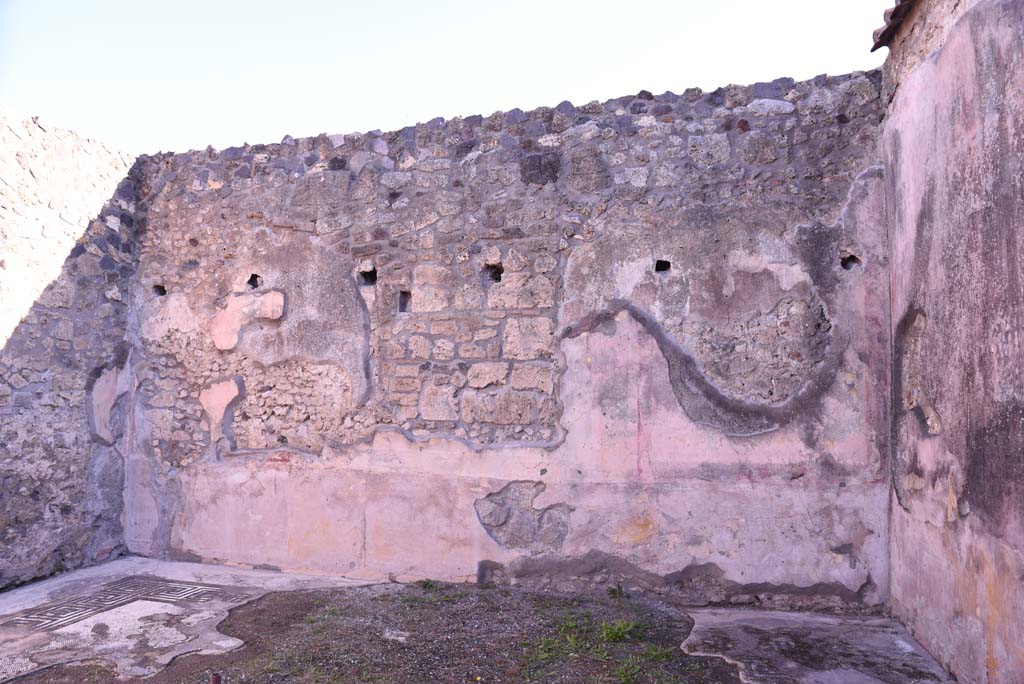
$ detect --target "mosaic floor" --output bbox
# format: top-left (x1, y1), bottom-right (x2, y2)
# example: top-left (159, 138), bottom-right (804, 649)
top-left (0, 558), bottom-right (954, 684)
top-left (1, 576), bottom-right (253, 633)
top-left (0, 557), bottom-right (377, 681)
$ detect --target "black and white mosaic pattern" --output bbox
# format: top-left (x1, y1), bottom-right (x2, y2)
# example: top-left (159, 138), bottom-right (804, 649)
top-left (0, 576), bottom-right (253, 632)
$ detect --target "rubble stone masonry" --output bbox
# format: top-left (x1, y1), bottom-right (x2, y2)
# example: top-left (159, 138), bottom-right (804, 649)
top-left (3, 4), bottom-right (1023, 681)
top-left (0, 113), bottom-right (139, 588)
top-left (121, 70), bottom-right (892, 609)
top-left (5, 73), bottom-right (892, 608)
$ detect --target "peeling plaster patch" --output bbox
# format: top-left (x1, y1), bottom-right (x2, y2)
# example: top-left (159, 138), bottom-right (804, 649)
top-left (474, 481), bottom-right (571, 553)
top-left (612, 256), bottom-right (654, 298)
top-left (87, 357), bottom-right (131, 446)
top-left (210, 289), bottom-right (285, 351)
top-left (722, 250), bottom-right (811, 297)
top-left (140, 292), bottom-right (200, 341)
top-left (199, 376), bottom-right (245, 452)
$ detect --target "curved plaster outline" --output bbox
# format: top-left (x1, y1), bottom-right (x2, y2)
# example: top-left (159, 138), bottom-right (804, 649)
top-left (561, 297), bottom-right (847, 437)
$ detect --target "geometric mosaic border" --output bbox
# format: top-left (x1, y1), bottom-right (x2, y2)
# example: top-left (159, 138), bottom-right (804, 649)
top-left (0, 576), bottom-right (253, 632)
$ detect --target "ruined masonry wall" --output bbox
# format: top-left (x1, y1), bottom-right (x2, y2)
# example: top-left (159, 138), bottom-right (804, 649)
top-left (0, 112), bottom-right (141, 589)
top-left (124, 71), bottom-right (893, 609)
top-left (135, 73), bottom-right (881, 456)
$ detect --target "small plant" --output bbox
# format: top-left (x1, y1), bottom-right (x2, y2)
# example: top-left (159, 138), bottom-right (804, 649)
top-left (607, 582), bottom-right (628, 599)
top-left (613, 656), bottom-right (644, 684)
top-left (535, 636), bottom-right (561, 662)
top-left (557, 614), bottom-right (585, 636)
top-left (251, 655), bottom-right (282, 674)
top-left (601, 620), bottom-right (642, 643)
top-left (417, 578), bottom-right (438, 591)
top-left (643, 644), bottom-right (677, 662)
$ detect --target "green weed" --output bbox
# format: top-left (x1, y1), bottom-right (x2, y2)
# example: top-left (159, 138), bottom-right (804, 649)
top-left (601, 620), bottom-right (642, 643)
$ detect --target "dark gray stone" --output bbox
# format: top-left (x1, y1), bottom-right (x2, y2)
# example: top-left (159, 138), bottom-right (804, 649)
top-left (504, 108), bottom-right (527, 125)
top-left (520, 152), bottom-right (561, 185)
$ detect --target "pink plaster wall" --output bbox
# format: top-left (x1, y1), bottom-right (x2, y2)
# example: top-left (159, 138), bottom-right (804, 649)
top-left (128, 300), bottom-right (891, 605)
top-left (883, 0), bottom-right (1024, 681)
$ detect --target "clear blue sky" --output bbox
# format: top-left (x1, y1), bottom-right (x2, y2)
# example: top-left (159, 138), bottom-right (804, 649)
top-left (0, 1), bottom-right (890, 154)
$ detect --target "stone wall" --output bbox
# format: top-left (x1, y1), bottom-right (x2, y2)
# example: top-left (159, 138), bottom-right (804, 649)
top-left (0, 113), bottom-right (140, 589)
top-left (882, 0), bottom-right (1024, 681)
top-left (4, 6), bottom-right (1023, 676)
top-left (879, 0), bottom-right (984, 106)
top-left (121, 72), bottom-right (892, 609)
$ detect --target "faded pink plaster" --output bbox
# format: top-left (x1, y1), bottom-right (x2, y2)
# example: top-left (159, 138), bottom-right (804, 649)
top-left (145, 312), bottom-right (889, 599)
top-left (209, 290), bottom-right (285, 351)
top-left (198, 377), bottom-right (243, 443)
top-left (884, 1), bottom-right (1024, 682)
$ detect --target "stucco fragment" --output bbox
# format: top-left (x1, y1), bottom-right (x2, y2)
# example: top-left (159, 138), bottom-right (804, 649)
top-left (474, 481), bottom-right (571, 553)
top-left (209, 290), bottom-right (285, 351)
top-left (199, 376), bottom-right (244, 450)
top-left (87, 354), bottom-right (131, 446)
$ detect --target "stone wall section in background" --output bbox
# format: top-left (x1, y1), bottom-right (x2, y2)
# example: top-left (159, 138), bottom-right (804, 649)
top-left (0, 112), bottom-right (142, 589)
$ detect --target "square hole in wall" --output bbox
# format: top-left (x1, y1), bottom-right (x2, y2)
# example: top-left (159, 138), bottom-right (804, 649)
top-left (357, 268), bottom-right (378, 286)
top-left (398, 290), bottom-right (412, 313)
top-left (655, 259), bottom-right (671, 273)
top-left (840, 252), bottom-right (862, 270)
top-left (482, 263), bottom-right (503, 285)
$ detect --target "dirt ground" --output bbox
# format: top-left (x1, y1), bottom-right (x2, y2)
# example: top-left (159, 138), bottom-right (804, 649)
top-left (14, 581), bottom-right (741, 684)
